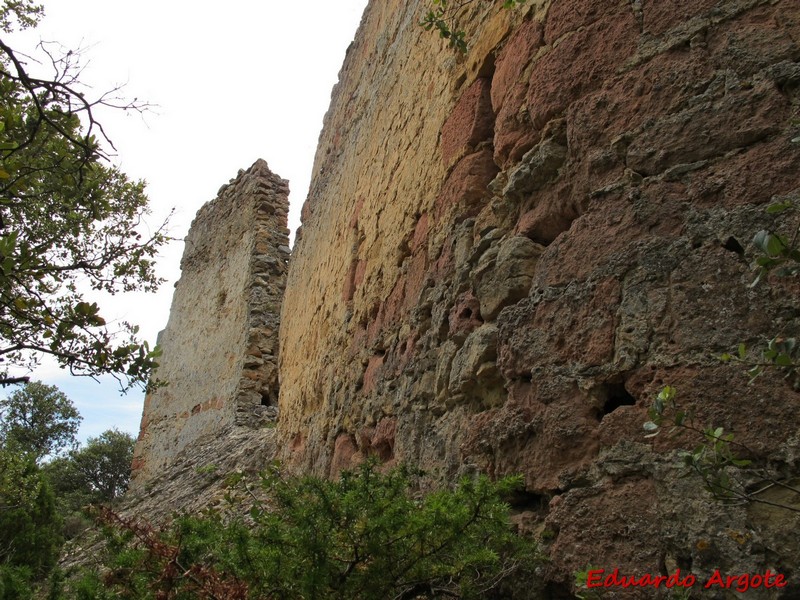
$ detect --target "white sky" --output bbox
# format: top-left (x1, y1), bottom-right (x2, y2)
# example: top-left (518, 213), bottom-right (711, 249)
top-left (2, 0), bottom-right (368, 442)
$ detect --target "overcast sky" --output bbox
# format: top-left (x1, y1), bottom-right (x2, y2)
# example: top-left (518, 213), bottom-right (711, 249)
top-left (3, 0), bottom-right (368, 442)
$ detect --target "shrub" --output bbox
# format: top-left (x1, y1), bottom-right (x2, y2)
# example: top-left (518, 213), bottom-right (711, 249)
top-left (71, 462), bottom-right (542, 599)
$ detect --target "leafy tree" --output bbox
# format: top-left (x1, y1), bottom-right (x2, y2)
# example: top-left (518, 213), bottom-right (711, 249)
top-left (72, 462), bottom-right (541, 599)
top-left (0, 381), bottom-right (80, 460)
top-left (46, 428), bottom-right (134, 506)
top-left (0, 1), bottom-right (167, 390)
top-left (0, 1), bottom-right (42, 34)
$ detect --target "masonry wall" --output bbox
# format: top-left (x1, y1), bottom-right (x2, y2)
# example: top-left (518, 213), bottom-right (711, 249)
top-left (130, 159), bottom-right (289, 488)
top-left (280, 0), bottom-right (800, 595)
top-left (126, 1), bottom-right (800, 595)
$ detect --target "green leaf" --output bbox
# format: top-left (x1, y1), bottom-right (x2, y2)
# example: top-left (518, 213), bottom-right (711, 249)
top-left (755, 256), bottom-right (777, 267)
top-left (752, 230), bottom-right (787, 257)
top-left (766, 200), bottom-right (793, 214)
top-left (658, 385), bottom-right (676, 404)
top-left (766, 234), bottom-right (788, 256)
top-left (753, 230), bottom-right (769, 252)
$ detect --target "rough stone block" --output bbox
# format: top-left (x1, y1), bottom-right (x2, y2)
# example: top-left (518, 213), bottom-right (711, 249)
top-left (440, 78), bottom-right (495, 170)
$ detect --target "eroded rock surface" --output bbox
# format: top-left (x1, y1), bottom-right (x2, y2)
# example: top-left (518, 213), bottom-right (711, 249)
top-left (279, 0), bottom-right (800, 596)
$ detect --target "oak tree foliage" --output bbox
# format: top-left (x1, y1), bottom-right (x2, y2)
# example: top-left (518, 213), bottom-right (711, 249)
top-left (0, 382), bottom-right (135, 593)
top-left (0, 1), bottom-right (167, 390)
top-left (45, 428), bottom-right (134, 506)
top-left (0, 380), bottom-right (80, 460)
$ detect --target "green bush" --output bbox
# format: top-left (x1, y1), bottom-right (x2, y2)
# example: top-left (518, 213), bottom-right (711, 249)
top-left (0, 565), bottom-right (34, 600)
top-left (0, 448), bottom-right (62, 578)
top-left (69, 462), bottom-right (542, 599)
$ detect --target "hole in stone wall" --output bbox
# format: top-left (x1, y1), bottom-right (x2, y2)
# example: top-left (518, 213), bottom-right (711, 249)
top-left (601, 383), bottom-right (636, 416)
top-left (260, 391), bottom-right (274, 406)
top-left (507, 489), bottom-right (548, 513)
top-left (475, 52), bottom-right (495, 79)
top-left (722, 236), bottom-right (744, 256)
top-left (544, 582), bottom-right (576, 600)
top-left (396, 237), bottom-right (411, 267)
top-left (459, 307), bottom-right (473, 319)
top-left (676, 553), bottom-right (693, 572)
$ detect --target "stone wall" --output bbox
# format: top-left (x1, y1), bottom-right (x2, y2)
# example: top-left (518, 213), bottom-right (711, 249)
top-left (280, 0), bottom-right (800, 595)
top-left (130, 159), bottom-right (288, 489)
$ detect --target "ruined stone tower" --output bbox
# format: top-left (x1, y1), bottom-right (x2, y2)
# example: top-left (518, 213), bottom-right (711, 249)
top-left (130, 159), bottom-right (289, 488)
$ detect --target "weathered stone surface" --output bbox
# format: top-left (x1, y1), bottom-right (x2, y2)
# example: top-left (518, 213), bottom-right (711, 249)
top-left (473, 235), bottom-right (543, 320)
top-left (130, 159), bottom-right (288, 490)
top-left (434, 148), bottom-right (499, 224)
top-left (448, 324), bottom-right (498, 395)
top-left (126, 426), bottom-right (278, 523)
top-left (502, 135), bottom-right (567, 202)
top-left (277, 0), bottom-right (800, 594)
top-left (127, 0), bottom-right (800, 595)
top-left (440, 77), bottom-right (494, 170)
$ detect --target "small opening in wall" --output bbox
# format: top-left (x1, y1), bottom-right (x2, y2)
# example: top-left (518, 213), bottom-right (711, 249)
top-left (601, 383), bottom-right (637, 417)
top-left (475, 52), bottom-right (495, 79)
top-left (673, 553), bottom-right (693, 573)
top-left (722, 236), bottom-right (745, 256)
top-left (544, 582), bottom-right (575, 600)
top-left (260, 392), bottom-right (274, 406)
top-left (506, 489), bottom-right (547, 513)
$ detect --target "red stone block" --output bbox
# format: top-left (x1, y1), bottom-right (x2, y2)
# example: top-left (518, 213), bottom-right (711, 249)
top-left (440, 78), bottom-right (494, 170)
